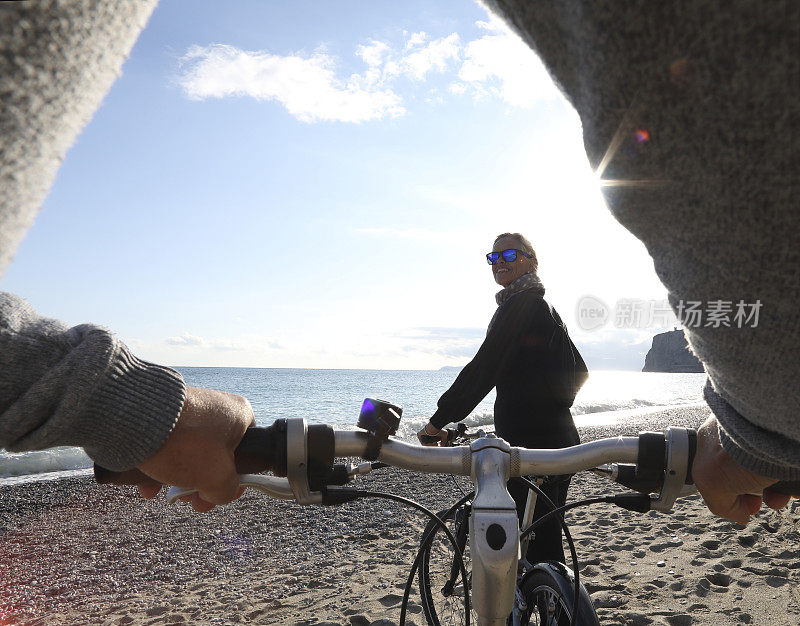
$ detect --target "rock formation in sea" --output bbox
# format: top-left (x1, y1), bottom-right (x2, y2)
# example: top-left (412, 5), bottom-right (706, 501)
top-left (642, 329), bottom-right (704, 373)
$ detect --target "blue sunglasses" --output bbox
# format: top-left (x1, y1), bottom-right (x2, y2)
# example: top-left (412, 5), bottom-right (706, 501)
top-left (486, 249), bottom-right (530, 265)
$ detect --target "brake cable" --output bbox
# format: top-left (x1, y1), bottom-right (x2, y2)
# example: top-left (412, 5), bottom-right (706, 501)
top-left (327, 489), bottom-right (472, 626)
top-left (517, 477), bottom-right (585, 626)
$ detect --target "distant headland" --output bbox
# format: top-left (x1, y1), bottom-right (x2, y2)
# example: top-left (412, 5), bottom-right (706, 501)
top-left (642, 329), bottom-right (704, 373)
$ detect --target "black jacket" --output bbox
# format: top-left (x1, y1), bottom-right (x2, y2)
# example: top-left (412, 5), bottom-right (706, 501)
top-left (430, 290), bottom-right (581, 449)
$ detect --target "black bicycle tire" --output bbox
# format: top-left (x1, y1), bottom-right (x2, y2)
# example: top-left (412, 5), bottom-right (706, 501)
top-left (517, 568), bottom-right (599, 626)
top-left (418, 505), bottom-right (476, 626)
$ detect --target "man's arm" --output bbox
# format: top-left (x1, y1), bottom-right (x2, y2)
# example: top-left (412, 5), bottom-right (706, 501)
top-left (0, 0), bottom-right (158, 276)
top-left (1, 2), bottom-right (256, 511)
top-left (486, 0), bottom-right (800, 522)
top-left (0, 292), bottom-right (185, 470)
top-left (1, 292), bottom-right (253, 510)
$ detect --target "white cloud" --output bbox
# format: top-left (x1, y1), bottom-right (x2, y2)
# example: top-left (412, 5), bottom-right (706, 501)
top-left (356, 40), bottom-right (390, 68)
top-left (393, 327), bottom-right (485, 360)
top-left (448, 82), bottom-right (467, 95)
top-left (176, 12), bottom-right (561, 122)
top-left (405, 31), bottom-right (428, 50)
top-left (177, 44), bottom-right (405, 123)
top-left (164, 332), bottom-right (282, 352)
top-left (165, 332), bottom-right (205, 347)
top-left (397, 32), bottom-right (461, 80)
top-left (458, 16), bottom-right (561, 107)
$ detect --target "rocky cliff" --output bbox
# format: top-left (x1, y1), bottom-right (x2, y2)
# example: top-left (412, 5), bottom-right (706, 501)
top-left (642, 329), bottom-right (704, 373)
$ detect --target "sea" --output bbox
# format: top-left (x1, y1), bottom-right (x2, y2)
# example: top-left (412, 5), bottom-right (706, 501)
top-left (0, 368), bottom-right (706, 485)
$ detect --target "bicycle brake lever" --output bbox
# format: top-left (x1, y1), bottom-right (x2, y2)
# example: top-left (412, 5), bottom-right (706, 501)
top-left (347, 461), bottom-right (374, 476)
top-left (166, 474), bottom-right (296, 504)
top-left (165, 486), bottom-right (196, 504)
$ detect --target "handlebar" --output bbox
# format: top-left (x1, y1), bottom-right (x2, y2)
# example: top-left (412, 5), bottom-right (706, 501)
top-left (93, 420), bottom-right (661, 509)
top-left (95, 418), bottom-right (800, 507)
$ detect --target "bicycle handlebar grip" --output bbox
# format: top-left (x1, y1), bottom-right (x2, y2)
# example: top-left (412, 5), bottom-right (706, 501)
top-left (681, 429), bottom-right (800, 497)
top-left (94, 423), bottom-right (287, 486)
top-left (419, 433), bottom-right (442, 445)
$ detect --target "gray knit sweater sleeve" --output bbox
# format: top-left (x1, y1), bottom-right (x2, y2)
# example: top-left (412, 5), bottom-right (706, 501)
top-left (1, 0), bottom-right (158, 276)
top-left (489, 0), bottom-right (800, 478)
top-left (0, 2), bottom-right (182, 471)
top-left (0, 292), bottom-right (186, 471)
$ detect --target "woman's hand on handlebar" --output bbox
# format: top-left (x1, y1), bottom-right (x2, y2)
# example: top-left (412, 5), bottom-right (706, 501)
top-left (693, 416), bottom-right (792, 525)
top-left (135, 386), bottom-right (255, 512)
top-left (417, 422), bottom-right (448, 446)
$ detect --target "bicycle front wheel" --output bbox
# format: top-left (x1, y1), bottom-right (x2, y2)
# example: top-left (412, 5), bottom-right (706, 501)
top-left (418, 505), bottom-right (477, 626)
top-left (517, 565), bottom-right (599, 626)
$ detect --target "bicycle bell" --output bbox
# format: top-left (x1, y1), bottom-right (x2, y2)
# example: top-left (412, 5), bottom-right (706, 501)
top-left (357, 398), bottom-right (402, 460)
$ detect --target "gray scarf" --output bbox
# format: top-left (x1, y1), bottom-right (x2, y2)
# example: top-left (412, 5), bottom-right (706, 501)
top-left (488, 272), bottom-right (546, 331)
top-left (495, 271), bottom-right (545, 305)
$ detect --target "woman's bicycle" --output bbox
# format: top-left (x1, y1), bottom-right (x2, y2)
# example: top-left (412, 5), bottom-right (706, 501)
top-left (98, 398), bottom-right (794, 626)
top-left (417, 425), bottom-right (598, 626)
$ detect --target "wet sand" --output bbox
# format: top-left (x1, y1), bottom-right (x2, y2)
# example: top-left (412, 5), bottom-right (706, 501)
top-left (1, 406), bottom-right (799, 625)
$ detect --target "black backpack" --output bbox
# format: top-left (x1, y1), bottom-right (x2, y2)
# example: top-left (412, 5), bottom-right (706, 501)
top-left (545, 304), bottom-right (588, 407)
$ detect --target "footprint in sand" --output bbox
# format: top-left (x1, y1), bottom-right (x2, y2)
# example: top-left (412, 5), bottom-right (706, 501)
top-left (705, 572), bottom-right (731, 587)
top-left (378, 594), bottom-right (403, 607)
top-left (774, 548), bottom-right (797, 559)
top-left (740, 550), bottom-right (767, 562)
top-left (741, 564), bottom-right (790, 577)
top-left (622, 612), bottom-right (654, 626)
top-left (759, 520), bottom-right (780, 533)
top-left (694, 578), bottom-right (711, 597)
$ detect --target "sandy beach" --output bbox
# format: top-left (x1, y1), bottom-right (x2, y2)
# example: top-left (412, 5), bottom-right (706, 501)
top-left (2, 406), bottom-right (799, 625)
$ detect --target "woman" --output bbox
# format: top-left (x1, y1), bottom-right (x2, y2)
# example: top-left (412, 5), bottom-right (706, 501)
top-left (417, 232), bottom-right (587, 564)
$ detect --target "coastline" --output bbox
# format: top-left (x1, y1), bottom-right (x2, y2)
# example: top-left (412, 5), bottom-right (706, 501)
top-left (2, 405), bottom-right (799, 625)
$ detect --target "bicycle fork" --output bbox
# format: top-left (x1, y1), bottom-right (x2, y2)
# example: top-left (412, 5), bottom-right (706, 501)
top-left (469, 438), bottom-right (519, 626)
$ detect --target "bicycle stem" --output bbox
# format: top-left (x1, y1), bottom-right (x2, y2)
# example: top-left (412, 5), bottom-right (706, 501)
top-left (469, 437), bottom-right (520, 624)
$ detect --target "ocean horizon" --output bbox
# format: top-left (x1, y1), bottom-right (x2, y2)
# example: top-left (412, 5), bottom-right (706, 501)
top-left (0, 367), bottom-right (706, 483)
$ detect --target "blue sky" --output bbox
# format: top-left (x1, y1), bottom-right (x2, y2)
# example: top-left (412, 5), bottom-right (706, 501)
top-left (1, 0), bottom-right (677, 370)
